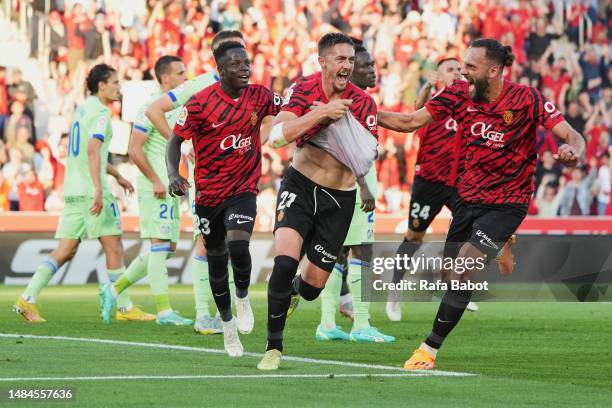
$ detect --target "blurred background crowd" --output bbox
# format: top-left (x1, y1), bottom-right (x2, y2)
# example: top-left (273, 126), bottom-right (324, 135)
top-left (0, 0), bottom-right (611, 217)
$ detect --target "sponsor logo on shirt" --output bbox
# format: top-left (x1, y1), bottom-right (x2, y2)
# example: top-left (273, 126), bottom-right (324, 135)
top-left (445, 117), bottom-right (457, 132)
top-left (471, 122), bottom-right (505, 143)
top-left (220, 133), bottom-right (252, 152)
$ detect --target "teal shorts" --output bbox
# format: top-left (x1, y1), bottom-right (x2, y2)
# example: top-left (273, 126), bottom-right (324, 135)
top-left (344, 167), bottom-right (377, 246)
top-left (55, 195), bottom-right (122, 240)
top-left (138, 192), bottom-right (180, 242)
top-left (343, 206), bottom-right (374, 246)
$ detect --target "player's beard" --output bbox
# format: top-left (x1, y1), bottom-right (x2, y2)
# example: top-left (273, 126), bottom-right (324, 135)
top-left (470, 77), bottom-right (489, 103)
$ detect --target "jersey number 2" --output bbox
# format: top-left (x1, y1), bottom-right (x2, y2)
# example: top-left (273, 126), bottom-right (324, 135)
top-left (411, 203), bottom-right (430, 220)
top-left (277, 191), bottom-right (297, 210)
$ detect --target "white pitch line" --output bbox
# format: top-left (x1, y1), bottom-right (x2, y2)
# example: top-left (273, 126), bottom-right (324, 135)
top-left (0, 333), bottom-right (475, 377)
top-left (0, 374), bottom-right (435, 382)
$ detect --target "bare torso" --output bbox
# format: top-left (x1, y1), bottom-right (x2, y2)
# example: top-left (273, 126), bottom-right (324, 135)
top-left (292, 144), bottom-right (356, 190)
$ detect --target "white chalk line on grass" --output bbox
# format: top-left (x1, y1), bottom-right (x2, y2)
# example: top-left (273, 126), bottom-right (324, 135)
top-left (0, 374), bottom-right (436, 382)
top-left (0, 333), bottom-right (476, 378)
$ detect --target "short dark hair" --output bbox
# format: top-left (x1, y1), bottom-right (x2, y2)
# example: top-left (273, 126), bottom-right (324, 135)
top-left (437, 57), bottom-right (458, 67)
top-left (469, 38), bottom-right (515, 67)
top-left (213, 41), bottom-right (246, 64)
top-left (211, 30), bottom-right (244, 50)
top-left (318, 32), bottom-right (354, 56)
top-left (154, 55), bottom-right (182, 83)
top-left (86, 63), bottom-right (116, 94)
top-left (350, 37), bottom-right (368, 54)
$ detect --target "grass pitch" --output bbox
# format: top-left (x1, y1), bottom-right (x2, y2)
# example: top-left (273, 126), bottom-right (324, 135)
top-left (1, 284), bottom-right (611, 407)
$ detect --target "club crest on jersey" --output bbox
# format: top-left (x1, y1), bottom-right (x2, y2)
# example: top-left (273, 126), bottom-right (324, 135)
top-left (177, 107), bottom-right (188, 126)
top-left (502, 110), bottom-right (513, 124)
top-left (250, 111), bottom-right (258, 126)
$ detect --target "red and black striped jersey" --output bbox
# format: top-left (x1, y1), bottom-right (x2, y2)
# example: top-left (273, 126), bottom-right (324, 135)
top-left (281, 74), bottom-right (378, 147)
top-left (425, 80), bottom-right (564, 205)
top-left (173, 82), bottom-right (281, 206)
top-left (415, 115), bottom-right (461, 187)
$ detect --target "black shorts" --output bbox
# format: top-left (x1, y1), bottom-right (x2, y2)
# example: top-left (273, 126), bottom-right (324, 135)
top-left (274, 166), bottom-right (356, 272)
top-left (194, 193), bottom-right (257, 250)
top-left (444, 199), bottom-right (527, 260)
top-left (409, 176), bottom-right (458, 232)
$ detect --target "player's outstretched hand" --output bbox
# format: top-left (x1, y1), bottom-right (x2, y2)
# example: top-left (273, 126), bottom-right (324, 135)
top-left (153, 179), bottom-right (166, 199)
top-left (117, 176), bottom-right (135, 197)
top-left (168, 174), bottom-right (190, 197)
top-left (90, 189), bottom-right (103, 216)
top-left (360, 186), bottom-right (376, 213)
top-left (553, 144), bottom-right (579, 167)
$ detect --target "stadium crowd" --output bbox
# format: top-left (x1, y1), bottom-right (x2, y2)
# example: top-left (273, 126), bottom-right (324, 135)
top-left (1, 0), bottom-right (611, 216)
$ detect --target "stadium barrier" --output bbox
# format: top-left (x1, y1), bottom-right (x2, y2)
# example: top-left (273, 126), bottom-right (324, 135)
top-left (1, 213), bottom-right (611, 286)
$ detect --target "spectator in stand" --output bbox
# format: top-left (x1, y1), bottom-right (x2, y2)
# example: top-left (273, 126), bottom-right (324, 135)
top-left (3, 101), bottom-right (34, 148)
top-left (2, 149), bottom-right (29, 211)
top-left (558, 160), bottom-right (598, 216)
top-left (0, 170), bottom-right (10, 211)
top-left (526, 18), bottom-right (562, 61)
top-left (17, 168), bottom-right (45, 211)
top-left (0, 67), bottom-right (8, 135)
top-left (7, 68), bottom-right (37, 118)
top-left (579, 46), bottom-right (607, 103)
top-left (535, 150), bottom-right (563, 194)
top-left (34, 140), bottom-right (55, 195)
top-left (64, 3), bottom-right (89, 74)
top-left (534, 177), bottom-right (563, 217)
top-left (595, 151), bottom-right (611, 215)
top-left (12, 126), bottom-right (35, 166)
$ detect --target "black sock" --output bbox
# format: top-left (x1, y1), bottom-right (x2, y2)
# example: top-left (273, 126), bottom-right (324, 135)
top-left (207, 252), bottom-right (232, 322)
top-left (425, 289), bottom-right (472, 349)
top-left (267, 255), bottom-right (299, 352)
top-left (292, 275), bottom-right (322, 301)
top-left (392, 238), bottom-right (422, 284)
top-left (228, 240), bottom-right (251, 298)
top-left (340, 274), bottom-right (349, 296)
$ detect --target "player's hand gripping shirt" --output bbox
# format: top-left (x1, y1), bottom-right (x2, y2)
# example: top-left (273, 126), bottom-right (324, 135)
top-left (281, 75), bottom-right (378, 177)
top-left (173, 83), bottom-right (281, 206)
top-left (64, 96), bottom-right (113, 197)
top-left (425, 80), bottom-right (564, 205)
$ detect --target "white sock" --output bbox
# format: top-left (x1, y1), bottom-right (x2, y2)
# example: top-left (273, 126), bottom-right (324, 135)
top-left (340, 293), bottom-right (352, 305)
top-left (421, 342), bottom-right (439, 358)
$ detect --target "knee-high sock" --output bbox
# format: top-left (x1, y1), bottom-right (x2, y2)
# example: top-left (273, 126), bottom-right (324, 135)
top-left (392, 238), bottom-right (422, 284)
top-left (22, 258), bottom-right (58, 302)
top-left (348, 259), bottom-right (370, 330)
top-left (228, 240), bottom-right (251, 299)
top-left (107, 267), bottom-right (133, 310)
top-left (266, 255), bottom-right (299, 352)
top-left (192, 255), bottom-right (211, 319)
top-left (148, 243), bottom-right (173, 313)
top-left (425, 289), bottom-right (473, 349)
top-left (114, 253), bottom-right (149, 295)
top-left (320, 265), bottom-right (343, 329)
top-left (208, 252), bottom-right (232, 322)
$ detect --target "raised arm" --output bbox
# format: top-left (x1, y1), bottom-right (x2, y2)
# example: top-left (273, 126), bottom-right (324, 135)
top-left (145, 94), bottom-right (175, 140)
top-left (377, 107), bottom-right (434, 133)
top-left (551, 121), bottom-right (586, 167)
